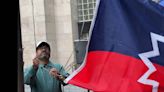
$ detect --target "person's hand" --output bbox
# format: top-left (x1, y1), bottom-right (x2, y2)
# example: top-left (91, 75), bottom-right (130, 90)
top-left (33, 57), bottom-right (39, 70)
top-left (56, 74), bottom-right (65, 81)
top-left (49, 68), bottom-right (59, 78)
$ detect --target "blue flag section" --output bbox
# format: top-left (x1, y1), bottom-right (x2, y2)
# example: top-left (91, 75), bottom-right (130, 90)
top-left (65, 0), bottom-right (164, 92)
top-left (159, 0), bottom-right (164, 6)
top-left (89, 0), bottom-right (164, 66)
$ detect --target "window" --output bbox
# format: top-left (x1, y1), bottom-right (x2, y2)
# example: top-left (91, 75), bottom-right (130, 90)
top-left (77, 0), bottom-right (96, 22)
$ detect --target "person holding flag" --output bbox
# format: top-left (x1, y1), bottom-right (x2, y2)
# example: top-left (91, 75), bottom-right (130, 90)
top-left (24, 41), bottom-right (69, 92)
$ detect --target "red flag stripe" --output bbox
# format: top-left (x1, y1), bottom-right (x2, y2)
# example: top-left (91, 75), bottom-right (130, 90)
top-left (68, 51), bottom-right (164, 92)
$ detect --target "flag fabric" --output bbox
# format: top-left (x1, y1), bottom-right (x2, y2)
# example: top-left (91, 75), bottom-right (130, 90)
top-left (159, 0), bottom-right (164, 6)
top-left (65, 0), bottom-right (164, 92)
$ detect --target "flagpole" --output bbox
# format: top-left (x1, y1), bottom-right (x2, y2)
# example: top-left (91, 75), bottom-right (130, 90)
top-left (18, 0), bottom-right (24, 92)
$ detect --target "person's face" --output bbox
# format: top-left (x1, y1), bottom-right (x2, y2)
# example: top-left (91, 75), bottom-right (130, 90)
top-left (36, 46), bottom-right (50, 61)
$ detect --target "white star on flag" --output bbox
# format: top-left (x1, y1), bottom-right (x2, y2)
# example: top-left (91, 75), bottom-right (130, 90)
top-left (138, 32), bottom-right (164, 92)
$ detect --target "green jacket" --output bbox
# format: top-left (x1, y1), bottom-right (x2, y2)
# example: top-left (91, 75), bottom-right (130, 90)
top-left (24, 61), bottom-right (68, 92)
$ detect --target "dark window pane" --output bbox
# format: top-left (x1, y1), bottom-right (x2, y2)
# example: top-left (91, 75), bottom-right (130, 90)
top-left (89, 9), bottom-right (93, 14)
top-left (83, 4), bottom-right (88, 9)
top-left (84, 10), bottom-right (88, 15)
top-left (88, 0), bottom-right (92, 3)
top-left (84, 16), bottom-right (89, 20)
top-left (83, 0), bottom-right (87, 3)
top-left (89, 3), bottom-right (93, 8)
top-left (79, 16), bottom-right (83, 21)
top-left (90, 15), bottom-right (93, 19)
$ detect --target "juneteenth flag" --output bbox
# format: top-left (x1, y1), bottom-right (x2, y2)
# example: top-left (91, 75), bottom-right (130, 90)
top-left (65, 0), bottom-right (164, 92)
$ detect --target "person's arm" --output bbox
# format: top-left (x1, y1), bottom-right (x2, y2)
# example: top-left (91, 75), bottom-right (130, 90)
top-left (57, 65), bottom-right (70, 86)
top-left (24, 58), bottom-right (39, 86)
top-left (49, 65), bottom-right (69, 86)
top-left (24, 66), bottom-right (37, 85)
